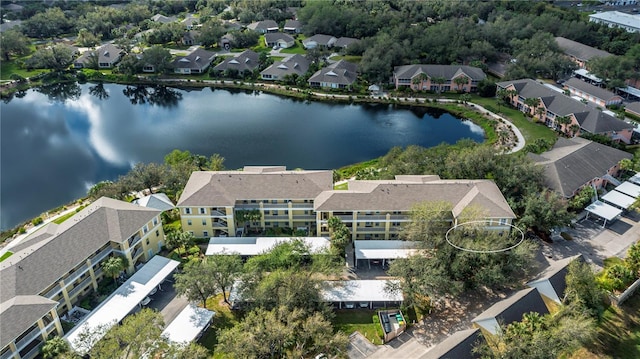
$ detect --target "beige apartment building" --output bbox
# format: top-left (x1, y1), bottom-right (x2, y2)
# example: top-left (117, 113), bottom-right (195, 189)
top-left (0, 197), bottom-right (164, 359)
top-left (177, 168), bottom-right (516, 241)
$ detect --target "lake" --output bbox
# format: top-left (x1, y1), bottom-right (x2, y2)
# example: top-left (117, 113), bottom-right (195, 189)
top-left (0, 82), bottom-right (484, 230)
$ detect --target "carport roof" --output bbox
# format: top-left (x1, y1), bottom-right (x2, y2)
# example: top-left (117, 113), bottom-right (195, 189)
top-left (162, 303), bottom-right (215, 344)
top-left (354, 240), bottom-right (420, 260)
top-left (586, 200), bottom-right (622, 222)
top-left (321, 280), bottom-right (403, 302)
top-left (602, 190), bottom-right (636, 210)
top-left (205, 237), bottom-right (330, 256)
top-left (615, 181), bottom-right (640, 199)
top-left (628, 172), bottom-right (640, 186)
top-left (65, 256), bottom-right (180, 353)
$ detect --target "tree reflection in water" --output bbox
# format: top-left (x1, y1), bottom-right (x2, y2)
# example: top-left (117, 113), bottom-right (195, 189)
top-left (122, 84), bottom-right (183, 108)
top-left (36, 81), bottom-right (81, 102)
top-left (89, 82), bottom-right (110, 100)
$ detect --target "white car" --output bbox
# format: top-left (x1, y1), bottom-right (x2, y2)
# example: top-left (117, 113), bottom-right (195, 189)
top-left (140, 297), bottom-right (152, 306)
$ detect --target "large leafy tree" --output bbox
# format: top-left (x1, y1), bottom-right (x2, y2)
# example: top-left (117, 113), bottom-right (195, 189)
top-left (41, 337), bottom-right (73, 359)
top-left (564, 259), bottom-right (606, 318)
top-left (22, 7), bottom-right (70, 38)
top-left (142, 45), bottom-right (173, 74)
top-left (174, 260), bottom-right (218, 308)
top-left (205, 254), bottom-right (243, 305)
top-left (24, 45), bottom-right (74, 71)
top-left (0, 29), bottom-right (30, 61)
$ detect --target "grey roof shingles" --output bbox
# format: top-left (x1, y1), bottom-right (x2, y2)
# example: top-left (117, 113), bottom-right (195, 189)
top-left (564, 78), bottom-right (621, 102)
top-left (555, 37), bottom-right (612, 62)
top-left (177, 168), bottom-right (334, 207)
top-left (213, 49), bottom-right (259, 72)
top-left (473, 288), bottom-right (549, 328)
top-left (420, 328), bottom-right (482, 359)
top-left (261, 54), bottom-right (310, 78)
top-left (0, 296), bottom-right (57, 349)
top-left (247, 20), bottom-right (278, 31)
top-left (527, 255), bottom-right (582, 303)
top-left (173, 48), bottom-right (216, 71)
top-left (528, 137), bottom-right (632, 197)
top-left (626, 102), bottom-right (640, 116)
top-left (394, 64), bottom-right (486, 81)
top-left (283, 20), bottom-right (301, 30)
top-left (335, 37), bottom-right (360, 48)
top-left (264, 32), bottom-right (295, 44)
top-left (303, 34), bottom-right (337, 47)
top-left (308, 60), bottom-right (358, 86)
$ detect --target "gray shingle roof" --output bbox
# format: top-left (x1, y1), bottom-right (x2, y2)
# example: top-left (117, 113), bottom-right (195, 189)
top-left (394, 64), bottom-right (486, 81)
top-left (177, 167), bottom-right (334, 207)
top-left (260, 54), bottom-right (310, 78)
top-left (173, 48), bottom-right (216, 71)
top-left (264, 32), bottom-right (294, 44)
top-left (247, 20), bottom-right (278, 31)
top-left (527, 255), bottom-right (582, 304)
top-left (76, 44), bottom-right (122, 66)
top-left (0, 198), bottom-right (161, 303)
top-left (420, 328), bottom-right (482, 359)
top-left (283, 20), bottom-right (301, 30)
top-left (335, 37), bottom-right (360, 48)
top-left (0, 296), bottom-right (57, 349)
top-left (626, 102), bottom-right (640, 116)
top-left (564, 78), bottom-right (620, 102)
top-left (314, 177), bottom-right (516, 219)
top-left (133, 193), bottom-right (175, 211)
top-left (308, 60), bottom-right (358, 86)
top-left (213, 49), bottom-right (259, 72)
top-left (555, 37), bottom-right (612, 62)
top-left (528, 137), bottom-right (632, 197)
top-left (472, 288), bottom-right (549, 328)
top-left (303, 34), bottom-right (337, 47)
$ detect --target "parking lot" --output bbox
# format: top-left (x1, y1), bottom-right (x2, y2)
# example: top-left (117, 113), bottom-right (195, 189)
top-left (130, 274), bottom-right (189, 326)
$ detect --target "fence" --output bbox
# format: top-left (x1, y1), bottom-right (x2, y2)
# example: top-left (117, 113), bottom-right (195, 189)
top-left (609, 277), bottom-right (640, 307)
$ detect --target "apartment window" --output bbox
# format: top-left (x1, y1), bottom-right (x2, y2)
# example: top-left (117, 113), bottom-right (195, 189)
top-left (189, 231), bottom-right (194, 236)
top-left (265, 222), bottom-right (271, 226)
top-left (153, 217), bottom-right (158, 226)
top-left (499, 218), bottom-right (508, 226)
top-left (273, 210), bottom-right (278, 216)
top-left (200, 208), bottom-right (206, 214)
top-left (203, 231), bottom-right (209, 237)
top-left (265, 210), bottom-right (270, 214)
top-left (251, 200), bottom-right (257, 203)
top-left (146, 238), bottom-right (150, 246)
top-left (187, 220), bottom-right (192, 226)
top-left (184, 208), bottom-right (191, 214)
top-left (143, 225), bottom-right (148, 234)
top-left (202, 219), bottom-right (207, 226)
top-left (304, 210), bottom-right (309, 214)
top-left (272, 200), bottom-right (277, 204)
top-left (156, 230), bottom-right (159, 237)
top-left (284, 210), bottom-right (289, 215)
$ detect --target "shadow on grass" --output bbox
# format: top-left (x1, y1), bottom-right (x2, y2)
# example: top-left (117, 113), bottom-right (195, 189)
top-left (588, 294), bottom-right (640, 359)
top-left (198, 294), bottom-right (243, 357)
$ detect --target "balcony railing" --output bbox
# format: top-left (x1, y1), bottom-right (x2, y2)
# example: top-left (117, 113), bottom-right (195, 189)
top-left (94, 266), bottom-right (103, 278)
top-left (210, 210), bottom-right (227, 217)
top-left (14, 327), bottom-right (40, 352)
top-left (132, 248), bottom-right (143, 260)
top-left (67, 276), bottom-right (93, 298)
top-left (63, 264), bottom-right (89, 287)
top-left (92, 247), bottom-right (113, 264)
top-left (43, 284), bottom-right (62, 299)
top-left (128, 234), bottom-right (142, 248)
top-left (291, 203), bottom-right (313, 209)
top-left (291, 215), bottom-right (315, 220)
top-left (1, 349), bottom-right (14, 359)
top-left (21, 342), bottom-right (43, 359)
top-left (212, 221), bottom-right (228, 228)
top-left (355, 227), bottom-right (386, 232)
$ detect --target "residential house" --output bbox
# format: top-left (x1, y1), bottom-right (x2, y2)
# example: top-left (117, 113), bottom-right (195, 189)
top-left (422, 328), bottom-right (483, 359)
top-left (0, 20), bottom-right (21, 33)
top-left (260, 54), bottom-right (310, 81)
top-left (133, 193), bottom-right (175, 212)
top-left (589, 11), bottom-right (640, 33)
top-left (283, 19), bottom-right (302, 34)
top-left (181, 15), bottom-right (200, 30)
top-left (555, 37), bottom-right (612, 69)
top-left (334, 37), bottom-right (360, 49)
top-left (625, 101), bottom-right (640, 117)
top-left (564, 78), bottom-right (623, 107)
top-left (247, 20), bottom-right (279, 33)
top-left (181, 30), bottom-right (200, 46)
top-left (302, 34), bottom-right (337, 49)
top-left (527, 137), bottom-right (632, 198)
top-left (212, 50), bottom-right (260, 76)
top-left (497, 79), bottom-right (633, 143)
top-left (526, 255), bottom-right (582, 313)
top-left (0, 197), bottom-right (164, 359)
top-left (74, 43), bottom-right (123, 69)
top-left (177, 166), bottom-right (334, 238)
top-left (392, 64), bottom-right (487, 92)
top-left (472, 288), bottom-right (550, 336)
top-left (222, 20), bottom-right (243, 31)
top-left (172, 48), bottom-right (216, 74)
top-left (151, 14), bottom-right (177, 24)
top-left (2, 3), bottom-right (23, 13)
top-left (308, 60), bottom-right (358, 89)
top-left (264, 32), bottom-right (295, 49)
top-left (314, 175), bottom-right (516, 241)
top-left (220, 33), bottom-right (235, 50)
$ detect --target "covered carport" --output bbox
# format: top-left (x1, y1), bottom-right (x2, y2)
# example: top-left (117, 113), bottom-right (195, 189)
top-left (628, 172), bottom-right (640, 186)
top-left (162, 303), bottom-right (215, 345)
top-left (354, 240), bottom-right (419, 269)
top-left (65, 256), bottom-right (180, 353)
top-left (614, 181), bottom-right (640, 199)
top-left (585, 201), bottom-right (623, 228)
top-left (321, 280), bottom-right (403, 309)
top-left (206, 237), bottom-right (330, 259)
top-left (601, 190), bottom-right (636, 210)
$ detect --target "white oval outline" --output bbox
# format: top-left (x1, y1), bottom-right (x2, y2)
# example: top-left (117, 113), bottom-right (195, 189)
top-left (445, 220), bottom-right (525, 254)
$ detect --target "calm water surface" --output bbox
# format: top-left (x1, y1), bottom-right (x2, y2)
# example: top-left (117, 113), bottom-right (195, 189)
top-left (0, 83), bottom-right (484, 230)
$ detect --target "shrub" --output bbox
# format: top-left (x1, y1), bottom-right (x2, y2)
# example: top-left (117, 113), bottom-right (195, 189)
top-left (18, 227), bottom-right (26, 234)
top-left (32, 217), bottom-right (43, 226)
top-left (599, 264), bottom-right (636, 292)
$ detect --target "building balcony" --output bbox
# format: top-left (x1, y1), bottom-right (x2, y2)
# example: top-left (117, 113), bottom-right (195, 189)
top-left (21, 342), bottom-right (43, 359)
top-left (1, 349), bottom-right (14, 359)
top-left (291, 203), bottom-right (313, 209)
top-left (291, 215), bottom-right (315, 220)
top-left (128, 234), bottom-right (142, 248)
top-left (67, 276), bottom-right (93, 298)
top-left (63, 264), bottom-right (89, 287)
top-left (93, 247), bottom-right (114, 264)
top-left (14, 327), bottom-right (41, 353)
top-left (212, 221), bottom-right (228, 228)
top-left (355, 227), bottom-right (386, 233)
top-left (132, 247), bottom-right (143, 260)
top-left (209, 210), bottom-right (227, 217)
top-left (43, 284), bottom-right (62, 300)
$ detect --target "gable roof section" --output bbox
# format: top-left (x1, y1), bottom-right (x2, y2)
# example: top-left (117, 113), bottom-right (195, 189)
top-left (247, 20), bottom-right (278, 31)
top-left (335, 37), bottom-right (360, 48)
top-left (565, 78), bottom-right (621, 102)
top-left (421, 328), bottom-right (482, 359)
top-left (260, 54), bottom-right (310, 78)
top-left (472, 288), bottom-right (549, 335)
top-left (283, 19), bottom-right (301, 30)
top-left (303, 34), bottom-right (337, 47)
top-left (626, 102), bottom-right (640, 116)
top-left (173, 48), bottom-right (216, 70)
top-left (308, 60), bottom-right (358, 86)
top-left (0, 295), bottom-right (57, 349)
top-left (554, 37), bottom-right (612, 62)
top-left (264, 32), bottom-right (294, 44)
top-left (0, 198), bottom-right (160, 303)
top-left (177, 168), bottom-right (334, 207)
top-left (151, 14), bottom-right (176, 23)
top-left (133, 193), bottom-right (175, 211)
top-left (314, 178), bottom-right (515, 219)
top-left (213, 49), bottom-right (259, 72)
top-left (526, 255), bottom-right (581, 304)
top-left (394, 64), bottom-right (486, 81)
top-left (528, 137), bottom-right (632, 197)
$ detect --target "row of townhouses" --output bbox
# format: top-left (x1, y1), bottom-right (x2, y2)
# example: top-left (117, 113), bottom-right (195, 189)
top-left (176, 166), bottom-right (516, 240)
top-left (0, 198), bottom-right (164, 359)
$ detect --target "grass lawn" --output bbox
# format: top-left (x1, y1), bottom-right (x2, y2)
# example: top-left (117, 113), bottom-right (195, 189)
top-left (329, 55), bottom-right (363, 64)
top-left (0, 251), bottom-right (13, 262)
top-left (0, 60), bottom-right (47, 80)
top-left (280, 41), bottom-right (306, 54)
top-left (251, 36), bottom-right (270, 52)
top-left (334, 182), bottom-right (348, 190)
top-left (332, 309), bottom-right (385, 345)
top-left (53, 205), bottom-right (87, 224)
top-left (199, 294), bottom-right (241, 358)
top-left (269, 56), bottom-right (285, 62)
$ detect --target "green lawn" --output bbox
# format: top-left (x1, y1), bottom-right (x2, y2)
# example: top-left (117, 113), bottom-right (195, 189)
top-left (280, 41), bottom-right (306, 54)
top-left (199, 294), bottom-right (241, 358)
top-left (269, 56), bottom-right (285, 62)
top-left (332, 309), bottom-right (385, 345)
top-left (334, 182), bottom-right (348, 190)
top-left (0, 251), bottom-right (13, 262)
top-left (329, 55), bottom-right (363, 64)
top-left (0, 60), bottom-right (47, 80)
top-left (589, 294), bottom-right (640, 358)
top-left (53, 205), bottom-right (87, 224)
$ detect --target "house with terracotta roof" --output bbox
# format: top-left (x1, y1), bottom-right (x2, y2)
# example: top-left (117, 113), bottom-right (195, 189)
top-left (392, 64), bottom-right (486, 92)
top-left (497, 79), bottom-right (633, 143)
top-left (177, 168), bottom-right (516, 240)
top-left (555, 37), bottom-right (612, 69)
top-left (260, 54), bottom-right (310, 81)
top-left (527, 137), bottom-right (632, 198)
top-left (0, 198), bottom-right (164, 359)
top-left (172, 48), bottom-right (216, 74)
top-left (308, 60), bottom-right (358, 89)
top-left (564, 78), bottom-right (623, 107)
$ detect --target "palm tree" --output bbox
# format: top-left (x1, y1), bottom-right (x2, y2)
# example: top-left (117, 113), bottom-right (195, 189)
top-left (535, 106), bottom-right (546, 121)
top-left (555, 115), bottom-right (572, 134)
top-left (166, 230), bottom-right (195, 256)
top-left (102, 256), bottom-right (128, 286)
top-left (433, 77), bottom-right (446, 94)
top-left (453, 76), bottom-right (469, 91)
top-left (569, 124), bottom-right (580, 137)
top-left (523, 97), bottom-right (540, 116)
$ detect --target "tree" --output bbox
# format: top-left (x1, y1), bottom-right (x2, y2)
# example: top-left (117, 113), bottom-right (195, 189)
top-left (564, 259), bottom-right (606, 318)
top-left (165, 229), bottom-right (195, 256)
top-left (198, 20), bottom-right (226, 48)
top-left (518, 190), bottom-right (573, 235)
top-left (204, 254), bottom-right (243, 305)
top-left (432, 76), bottom-right (446, 93)
top-left (117, 54), bottom-right (142, 76)
top-left (124, 162), bottom-right (168, 195)
top-left (0, 29), bottom-right (30, 61)
top-left (41, 337), bottom-right (72, 359)
top-left (453, 76), bottom-right (469, 91)
top-left (208, 153), bottom-right (225, 171)
top-left (327, 216), bottom-right (351, 257)
top-left (25, 45), bottom-right (74, 71)
top-left (235, 209), bottom-right (262, 233)
top-left (76, 28), bottom-right (101, 47)
top-left (555, 115), bottom-right (572, 133)
top-left (22, 7), bottom-right (70, 38)
top-left (101, 256), bottom-right (128, 285)
top-left (142, 45), bottom-right (172, 74)
top-left (625, 242), bottom-right (640, 278)
top-left (175, 260), bottom-right (218, 308)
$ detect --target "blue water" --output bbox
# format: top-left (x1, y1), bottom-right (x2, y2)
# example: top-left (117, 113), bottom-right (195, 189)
top-left (0, 83), bottom-right (484, 230)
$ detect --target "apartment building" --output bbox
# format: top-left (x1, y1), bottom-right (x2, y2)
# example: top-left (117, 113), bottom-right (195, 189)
top-left (392, 64), bottom-right (486, 92)
top-left (177, 166), bottom-right (334, 238)
top-left (178, 169), bottom-right (516, 240)
top-left (0, 197), bottom-right (163, 359)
